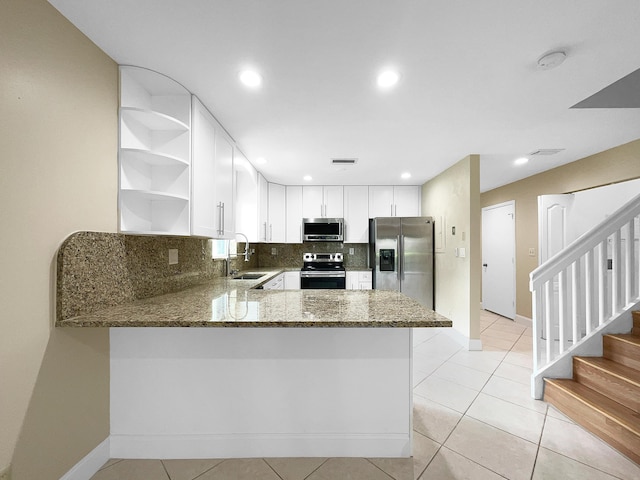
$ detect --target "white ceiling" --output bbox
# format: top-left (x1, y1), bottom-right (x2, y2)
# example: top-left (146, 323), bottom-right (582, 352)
top-left (49, 0), bottom-right (640, 191)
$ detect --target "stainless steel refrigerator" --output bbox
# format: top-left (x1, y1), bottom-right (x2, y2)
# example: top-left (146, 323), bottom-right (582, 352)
top-left (369, 217), bottom-right (434, 309)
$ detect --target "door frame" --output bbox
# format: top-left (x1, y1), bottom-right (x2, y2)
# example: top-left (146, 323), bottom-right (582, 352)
top-left (481, 200), bottom-right (516, 319)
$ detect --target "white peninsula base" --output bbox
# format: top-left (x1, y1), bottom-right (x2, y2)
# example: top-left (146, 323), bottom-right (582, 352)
top-left (110, 327), bottom-right (413, 459)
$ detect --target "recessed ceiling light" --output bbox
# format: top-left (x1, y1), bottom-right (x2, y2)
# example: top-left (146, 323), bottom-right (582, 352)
top-left (255, 157), bottom-right (267, 164)
top-left (303, 175), bottom-right (312, 181)
top-left (239, 70), bottom-right (262, 88)
top-left (377, 70), bottom-right (400, 89)
top-left (401, 172), bottom-right (411, 179)
top-left (514, 157), bottom-right (529, 166)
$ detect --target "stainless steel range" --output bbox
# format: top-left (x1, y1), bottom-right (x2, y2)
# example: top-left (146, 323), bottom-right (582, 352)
top-left (300, 252), bottom-right (346, 289)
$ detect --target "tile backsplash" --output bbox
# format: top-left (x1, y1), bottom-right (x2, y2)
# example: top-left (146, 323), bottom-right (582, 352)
top-left (255, 243), bottom-right (369, 268)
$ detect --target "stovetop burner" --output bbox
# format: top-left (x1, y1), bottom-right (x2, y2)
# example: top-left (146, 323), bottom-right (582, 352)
top-left (302, 252), bottom-right (345, 271)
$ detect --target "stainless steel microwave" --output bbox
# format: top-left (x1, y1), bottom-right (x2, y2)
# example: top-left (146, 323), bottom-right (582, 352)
top-left (302, 218), bottom-right (344, 242)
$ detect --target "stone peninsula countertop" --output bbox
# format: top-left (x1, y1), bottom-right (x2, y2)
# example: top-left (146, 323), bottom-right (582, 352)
top-left (57, 268), bottom-right (452, 328)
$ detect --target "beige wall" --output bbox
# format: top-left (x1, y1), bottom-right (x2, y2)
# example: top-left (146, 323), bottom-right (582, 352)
top-left (481, 139), bottom-right (640, 320)
top-left (0, 0), bottom-right (117, 477)
top-left (422, 155), bottom-right (481, 341)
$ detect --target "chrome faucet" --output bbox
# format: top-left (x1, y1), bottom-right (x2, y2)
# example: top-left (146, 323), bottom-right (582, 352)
top-left (235, 232), bottom-right (251, 262)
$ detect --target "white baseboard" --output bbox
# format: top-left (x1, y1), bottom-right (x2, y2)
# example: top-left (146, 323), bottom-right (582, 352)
top-left (110, 433), bottom-right (411, 459)
top-left (60, 438), bottom-right (109, 480)
top-left (515, 314), bottom-right (532, 328)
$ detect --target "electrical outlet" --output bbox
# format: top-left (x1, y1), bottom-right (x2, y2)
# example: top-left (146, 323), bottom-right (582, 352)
top-left (271, 247), bottom-right (277, 255)
top-left (168, 249), bottom-right (179, 265)
top-left (529, 248), bottom-right (536, 257)
top-left (349, 247), bottom-right (354, 255)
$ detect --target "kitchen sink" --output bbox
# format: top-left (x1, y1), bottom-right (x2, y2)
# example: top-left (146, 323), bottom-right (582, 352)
top-left (232, 273), bottom-right (265, 280)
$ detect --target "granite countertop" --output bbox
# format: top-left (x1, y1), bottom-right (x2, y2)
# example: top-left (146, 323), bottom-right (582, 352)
top-left (57, 268), bottom-right (452, 328)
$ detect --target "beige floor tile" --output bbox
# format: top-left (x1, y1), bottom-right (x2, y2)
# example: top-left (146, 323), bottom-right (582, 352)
top-left (511, 337), bottom-right (533, 352)
top-left (480, 328), bottom-right (522, 342)
top-left (492, 361), bottom-right (532, 386)
top-left (447, 350), bottom-right (506, 374)
top-left (413, 328), bottom-right (443, 346)
top-left (90, 459), bottom-right (169, 480)
top-left (367, 457), bottom-right (413, 480)
top-left (98, 459), bottom-right (124, 470)
top-left (502, 350), bottom-right (534, 369)
top-left (444, 417), bottom-right (537, 480)
top-left (431, 361), bottom-right (492, 391)
top-left (414, 335), bottom-right (463, 361)
top-left (481, 375), bottom-right (548, 414)
top-left (413, 394), bottom-right (462, 444)
top-left (306, 457), bottom-right (396, 480)
top-left (418, 446), bottom-right (504, 480)
top-left (413, 356), bottom-right (447, 380)
top-left (414, 376), bottom-right (480, 413)
top-left (521, 327), bottom-right (533, 337)
top-left (546, 405), bottom-right (575, 423)
top-left (541, 416), bottom-right (640, 480)
top-left (264, 457), bottom-right (327, 480)
top-left (532, 448), bottom-right (619, 480)
top-left (196, 458), bottom-right (280, 480)
top-left (412, 432), bottom-right (440, 479)
top-left (162, 459), bottom-right (223, 480)
top-left (479, 334), bottom-right (515, 351)
top-left (466, 393), bottom-right (546, 443)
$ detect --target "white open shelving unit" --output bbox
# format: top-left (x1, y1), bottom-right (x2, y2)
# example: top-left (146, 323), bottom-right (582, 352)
top-left (119, 66), bottom-right (192, 235)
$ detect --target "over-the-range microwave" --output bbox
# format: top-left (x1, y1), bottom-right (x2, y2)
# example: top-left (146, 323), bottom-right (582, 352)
top-left (302, 218), bottom-right (344, 242)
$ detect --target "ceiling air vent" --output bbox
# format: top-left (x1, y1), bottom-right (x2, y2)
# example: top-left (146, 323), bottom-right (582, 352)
top-left (331, 158), bottom-right (358, 165)
top-left (529, 149), bottom-right (565, 156)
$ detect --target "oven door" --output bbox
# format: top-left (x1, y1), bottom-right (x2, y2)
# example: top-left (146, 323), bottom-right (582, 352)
top-left (300, 272), bottom-right (346, 289)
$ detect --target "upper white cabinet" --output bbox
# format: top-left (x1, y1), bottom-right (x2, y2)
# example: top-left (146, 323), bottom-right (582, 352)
top-left (343, 186), bottom-right (369, 243)
top-left (119, 66), bottom-right (191, 235)
top-left (302, 185), bottom-right (343, 218)
top-left (257, 173), bottom-right (269, 242)
top-left (191, 96), bottom-right (235, 238)
top-left (368, 186), bottom-right (421, 218)
top-left (268, 183), bottom-right (286, 242)
top-left (234, 150), bottom-right (259, 242)
top-left (286, 186), bottom-right (303, 243)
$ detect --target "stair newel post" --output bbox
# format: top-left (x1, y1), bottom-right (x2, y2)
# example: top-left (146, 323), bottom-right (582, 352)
top-left (625, 218), bottom-right (635, 305)
top-left (598, 240), bottom-right (608, 326)
top-left (571, 260), bottom-right (580, 346)
top-left (612, 229), bottom-right (622, 315)
top-left (545, 280), bottom-right (553, 363)
top-left (585, 248), bottom-right (594, 335)
top-left (559, 269), bottom-right (567, 354)
top-left (532, 286), bottom-right (541, 372)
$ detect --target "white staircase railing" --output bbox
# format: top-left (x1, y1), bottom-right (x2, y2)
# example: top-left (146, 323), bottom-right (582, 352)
top-left (530, 193), bottom-right (640, 397)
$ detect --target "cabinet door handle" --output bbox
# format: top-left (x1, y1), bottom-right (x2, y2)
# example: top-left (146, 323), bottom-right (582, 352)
top-left (391, 204), bottom-right (393, 216)
top-left (221, 202), bottom-right (225, 235)
top-left (263, 222), bottom-right (267, 241)
top-left (217, 202), bottom-right (224, 236)
top-left (395, 204), bottom-right (397, 217)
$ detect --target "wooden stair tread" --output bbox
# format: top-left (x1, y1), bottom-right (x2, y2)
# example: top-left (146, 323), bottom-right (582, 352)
top-left (605, 334), bottom-right (640, 346)
top-left (545, 378), bottom-right (640, 436)
top-left (574, 357), bottom-right (640, 387)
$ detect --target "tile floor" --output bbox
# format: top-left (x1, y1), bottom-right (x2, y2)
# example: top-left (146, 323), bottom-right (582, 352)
top-left (91, 310), bottom-right (640, 479)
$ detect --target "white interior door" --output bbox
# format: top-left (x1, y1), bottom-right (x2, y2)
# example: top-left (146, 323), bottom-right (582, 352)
top-left (482, 201), bottom-right (515, 319)
top-left (538, 194), bottom-right (574, 264)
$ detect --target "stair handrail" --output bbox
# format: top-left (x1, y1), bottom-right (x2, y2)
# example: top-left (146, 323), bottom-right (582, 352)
top-left (530, 191), bottom-right (640, 389)
top-left (530, 193), bottom-right (640, 291)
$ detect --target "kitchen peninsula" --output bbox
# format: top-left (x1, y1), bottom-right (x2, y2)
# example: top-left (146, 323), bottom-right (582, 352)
top-left (57, 232), bottom-right (451, 460)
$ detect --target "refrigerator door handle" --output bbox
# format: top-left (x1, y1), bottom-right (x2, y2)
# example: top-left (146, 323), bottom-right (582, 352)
top-left (397, 235), bottom-right (402, 281)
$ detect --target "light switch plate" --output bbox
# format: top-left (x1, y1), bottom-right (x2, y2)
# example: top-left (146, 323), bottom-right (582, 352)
top-left (529, 248), bottom-right (536, 257)
top-left (168, 249), bottom-right (178, 265)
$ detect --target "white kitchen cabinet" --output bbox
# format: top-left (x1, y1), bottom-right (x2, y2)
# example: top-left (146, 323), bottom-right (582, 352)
top-left (234, 150), bottom-right (259, 242)
top-left (286, 186), bottom-right (303, 243)
top-left (346, 270), bottom-right (373, 290)
top-left (119, 66), bottom-right (191, 235)
top-left (284, 271), bottom-right (301, 289)
top-left (368, 186), bottom-right (421, 218)
top-left (302, 185), bottom-right (343, 218)
top-left (262, 273), bottom-right (284, 290)
top-left (343, 186), bottom-right (369, 243)
top-left (257, 173), bottom-right (269, 242)
top-left (191, 96), bottom-right (235, 238)
top-left (268, 183), bottom-right (286, 242)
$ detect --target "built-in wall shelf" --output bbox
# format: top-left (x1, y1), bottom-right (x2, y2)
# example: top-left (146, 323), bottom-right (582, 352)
top-left (119, 66), bottom-right (191, 235)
